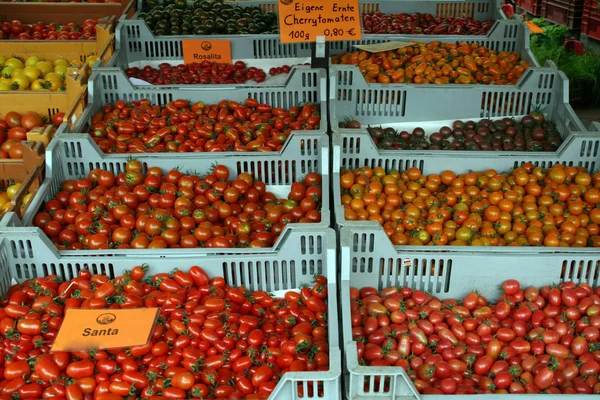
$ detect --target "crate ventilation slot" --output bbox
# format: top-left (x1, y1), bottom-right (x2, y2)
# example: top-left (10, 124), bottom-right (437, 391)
top-left (580, 140), bottom-right (600, 158)
top-left (437, 2), bottom-right (475, 18)
top-left (355, 89), bottom-right (406, 117)
top-left (10, 239), bottom-right (34, 260)
top-left (481, 91), bottom-right (533, 117)
top-left (236, 160), bottom-right (297, 185)
top-left (342, 157), bottom-right (424, 172)
top-left (561, 259), bottom-right (600, 286)
top-left (145, 40), bottom-right (182, 59)
top-left (301, 234), bottom-right (323, 255)
top-left (342, 136), bottom-right (361, 155)
top-left (253, 39), bottom-right (297, 58)
top-left (64, 141), bottom-right (84, 159)
top-left (300, 138), bottom-right (319, 157)
top-left (352, 233), bottom-right (376, 253)
top-left (223, 260), bottom-right (296, 291)
top-left (379, 257), bottom-right (452, 293)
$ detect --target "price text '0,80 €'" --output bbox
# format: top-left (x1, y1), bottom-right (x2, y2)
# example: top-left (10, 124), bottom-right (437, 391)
top-left (278, 0), bottom-right (362, 43)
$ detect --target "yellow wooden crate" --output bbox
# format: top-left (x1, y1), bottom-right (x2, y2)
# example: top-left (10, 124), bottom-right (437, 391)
top-left (0, 73), bottom-right (88, 128)
top-left (0, 19), bottom-right (116, 66)
top-left (0, 0), bottom-right (136, 25)
top-left (0, 142), bottom-right (45, 219)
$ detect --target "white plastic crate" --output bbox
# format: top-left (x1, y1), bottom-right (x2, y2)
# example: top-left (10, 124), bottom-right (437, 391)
top-left (64, 67), bottom-right (326, 139)
top-left (116, 0), bottom-right (309, 61)
top-left (339, 225), bottom-right (599, 400)
top-left (108, 19), bottom-right (312, 69)
top-left (330, 60), bottom-right (567, 128)
top-left (0, 227), bottom-right (341, 400)
top-left (331, 64), bottom-right (587, 160)
top-left (332, 122), bottom-right (600, 249)
top-left (0, 131), bottom-right (329, 254)
top-left (330, 21), bottom-right (540, 91)
top-left (358, 0), bottom-right (506, 20)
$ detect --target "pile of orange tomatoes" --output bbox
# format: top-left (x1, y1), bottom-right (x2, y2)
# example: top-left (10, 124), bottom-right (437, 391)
top-left (331, 41), bottom-right (530, 85)
top-left (340, 163), bottom-right (600, 247)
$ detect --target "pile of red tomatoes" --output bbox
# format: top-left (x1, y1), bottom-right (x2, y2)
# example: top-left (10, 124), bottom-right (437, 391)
top-left (89, 98), bottom-right (321, 153)
top-left (350, 279), bottom-right (600, 394)
top-left (0, 265), bottom-right (330, 399)
top-left (32, 162), bottom-right (323, 250)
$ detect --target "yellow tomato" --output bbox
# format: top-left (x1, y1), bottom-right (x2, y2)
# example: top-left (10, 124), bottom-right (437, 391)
top-left (31, 79), bottom-right (51, 91)
top-left (25, 56), bottom-right (40, 67)
top-left (11, 75), bottom-right (30, 91)
top-left (1, 66), bottom-right (14, 78)
top-left (5, 58), bottom-right (24, 69)
top-left (11, 69), bottom-right (25, 77)
top-left (44, 72), bottom-right (63, 81)
top-left (53, 59), bottom-right (70, 67)
top-left (20, 192), bottom-right (33, 212)
top-left (23, 66), bottom-right (42, 82)
top-left (35, 61), bottom-right (53, 76)
top-left (47, 78), bottom-right (64, 91)
top-left (53, 65), bottom-right (67, 76)
top-left (0, 192), bottom-right (9, 207)
top-left (7, 183), bottom-right (22, 200)
top-left (0, 56), bottom-right (5, 68)
top-left (86, 55), bottom-right (100, 66)
top-left (0, 201), bottom-right (10, 215)
top-left (0, 83), bottom-right (11, 91)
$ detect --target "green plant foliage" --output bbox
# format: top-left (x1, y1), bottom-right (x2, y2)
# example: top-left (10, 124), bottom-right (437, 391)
top-left (530, 19), bottom-right (600, 105)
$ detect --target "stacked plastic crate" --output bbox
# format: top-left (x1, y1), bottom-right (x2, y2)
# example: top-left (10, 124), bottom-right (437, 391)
top-left (0, 0), bottom-right (599, 398)
top-left (0, 1), bottom-right (341, 398)
top-left (329, 0), bottom-right (599, 398)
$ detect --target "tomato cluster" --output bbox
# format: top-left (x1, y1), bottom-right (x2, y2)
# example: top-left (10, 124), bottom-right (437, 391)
top-left (0, 111), bottom-right (63, 158)
top-left (33, 162), bottom-right (323, 250)
top-left (331, 41), bottom-right (530, 85)
top-left (350, 280), bottom-right (600, 394)
top-left (90, 98), bottom-right (321, 153)
top-left (341, 163), bottom-right (600, 247)
top-left (125, 61), bottom-right (268, 85)
top-left (0, 19), bottom-right (98, 41)
top-left (0, 265), bottom-right (330, 399)
top-left (363, 12), bottom-right (494, 35)
top-left (364, 112), bottom-right (564, 152)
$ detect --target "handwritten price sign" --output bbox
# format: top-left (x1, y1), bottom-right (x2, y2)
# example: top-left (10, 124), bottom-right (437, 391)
top-left (278, 0), bottom-right (362, 43)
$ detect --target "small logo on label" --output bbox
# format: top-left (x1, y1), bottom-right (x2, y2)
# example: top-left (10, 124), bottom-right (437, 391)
top-left (280, 0), bottom-right (293, 5)
top-left (96, 313), bottom-right (116, 325)
top-left (201, 41), bottom-right (212, 51)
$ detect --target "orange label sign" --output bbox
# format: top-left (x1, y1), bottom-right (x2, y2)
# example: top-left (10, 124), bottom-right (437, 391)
top-left (525, 21), bottom-right (544, 34)
top-left (52, 308), bottom-right (159, 352)
top-left (278, 0), bottom-right (361, 43)
top-left (182, 40), bottom-right (232, 64)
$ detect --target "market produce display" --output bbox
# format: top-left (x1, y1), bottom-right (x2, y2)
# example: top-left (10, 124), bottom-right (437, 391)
top-left (354, 113), bottom-right (564, 152)
top-left (331, 42), bottom-right (530, 84)
top-left (0, 56), bottom-right (69, 92)
top-left (362, 12), bottom-right (494, 35)
top-left (1, 0), bottom-right (121, 2)
top-left (0, 0), bottom-right (599, 398)
top-left (340, 163), bottom-right (600, 247)
top-left (32, 162), bottom-right (323, 249)
top-left (138, 0), bottom-right (278, 36)
top-left (0, 19), bottom-right (99, 40)
top-left (349, 280), bottom-right (600, 394)
top-left (0, 265), bottom-right (331, 398)
top-left (0, 112), bottom-right (61, 158)
top-left (89, 99), bottom-right (321, 153)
